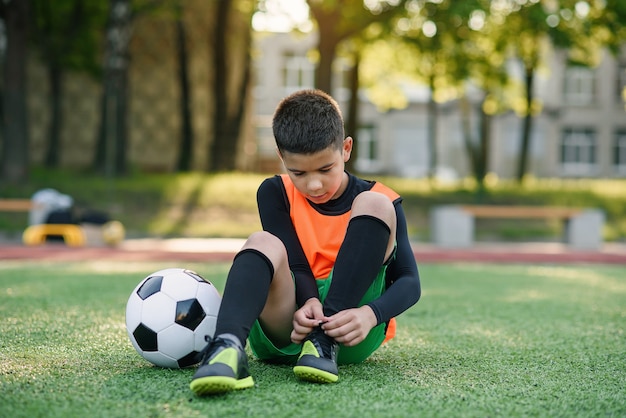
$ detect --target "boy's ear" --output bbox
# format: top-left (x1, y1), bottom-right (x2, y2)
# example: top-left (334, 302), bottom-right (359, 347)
top-left (343, 137), bottom-right (353, 161)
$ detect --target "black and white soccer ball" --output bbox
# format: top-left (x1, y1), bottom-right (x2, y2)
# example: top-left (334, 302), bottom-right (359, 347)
top-left (125, 268), bottom-right (221, 368)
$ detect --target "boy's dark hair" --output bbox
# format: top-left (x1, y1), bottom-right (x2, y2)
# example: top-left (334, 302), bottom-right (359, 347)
top-left (272, 89), bottom-right (345, 154)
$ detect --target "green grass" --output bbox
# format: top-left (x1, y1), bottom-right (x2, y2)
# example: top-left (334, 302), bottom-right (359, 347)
top-left (1, 169), bottom-right (626, 242)
top-left (1, 261), bottom-right (624, 417)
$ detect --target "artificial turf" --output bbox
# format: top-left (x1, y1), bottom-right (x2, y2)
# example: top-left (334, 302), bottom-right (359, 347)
top-left (0, 260), bottom-right (624, 417)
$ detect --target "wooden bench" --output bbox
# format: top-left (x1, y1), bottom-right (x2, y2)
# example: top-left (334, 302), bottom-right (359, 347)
top-left (459, 205), bottom-right (582, 219)
top-left (0, 199), bottom-right (36, 211)
top-left (430, 205), bottom-right (604, 250)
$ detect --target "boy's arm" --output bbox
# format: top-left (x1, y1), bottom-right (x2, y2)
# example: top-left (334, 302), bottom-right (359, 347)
top-left (257, 177), bottom-right (319, 307)
top-left (367, 203), bottom-right (421, 324)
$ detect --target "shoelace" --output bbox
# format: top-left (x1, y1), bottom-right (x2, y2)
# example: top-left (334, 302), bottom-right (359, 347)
top-left (197, 335), bottom-right (231, 366)
top-left (310, 326), bottom-right (336, 358)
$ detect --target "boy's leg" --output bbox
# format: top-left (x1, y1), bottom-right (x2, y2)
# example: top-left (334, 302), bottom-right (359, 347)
top-left (323, 191), bottom-right (396, 315)
top-left (215, 232), bottom-right (295, 347)
top-left (191, 231), bottom-right (295, 396)
top-left (294, 191), bottom-right (396, 383)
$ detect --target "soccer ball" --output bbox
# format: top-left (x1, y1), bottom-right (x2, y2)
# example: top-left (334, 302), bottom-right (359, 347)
top-left (125, 268), bottom-right (221, 368)
top-left (102, 220), bottom-right (125, 246)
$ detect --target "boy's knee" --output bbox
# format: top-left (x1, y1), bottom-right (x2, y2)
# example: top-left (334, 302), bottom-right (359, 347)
top-left (242, 231), bottom-right (287, 266)
top-left (352, 192), bottom-right (395, 226)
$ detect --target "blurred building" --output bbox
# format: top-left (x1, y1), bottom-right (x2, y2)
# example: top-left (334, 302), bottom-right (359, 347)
top-left (253, 31), bottom-right (626, 179)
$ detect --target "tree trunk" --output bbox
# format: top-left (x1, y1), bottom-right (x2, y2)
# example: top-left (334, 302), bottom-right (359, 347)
top-left (315, 33), bottom-right (337, 94)
top-left (175, 9), bottom-right (193, 172)
top-left (345, 52), bottom-right (360, 173)
top-left (114, 67), bottom-right (129, 175)
top-left (516, 65), bottom-right (534, 182)
top-left (1, 0), bottom-right (30, 183)
top-left (229, 23), bottom-right (253, 168)
top-left (45, 64), bottom-right (63, 168)
top-left (209, 0), bottom-right (252, 172)
top-left (460, 93), bottom-right (491, 195)
top-left (476, 98), bottom-right (492, 194)
top-left (93, 0), bottom-right (132, 176)
top-left (308, 2), bottom-right (340, 94)
top-left (460, 95), bottom-right (477, 174)
top-left (209, 0), bottom-right (230, 171)
top-left (427, 74), bottom-right (438, 179)
top-left (477, 110), bottom-right (490, 182)
top-left (94, 92), bottom-right (107, 172)
top-left (307, 0), bottom-right (405, 94)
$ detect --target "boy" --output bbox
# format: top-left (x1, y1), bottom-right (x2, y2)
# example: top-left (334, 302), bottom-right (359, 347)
top-left (190, 89), bottom-right (421, 396)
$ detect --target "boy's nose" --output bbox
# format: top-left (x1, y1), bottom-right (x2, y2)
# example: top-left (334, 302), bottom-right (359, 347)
top-left (307, 178), bottom-right (323, 193)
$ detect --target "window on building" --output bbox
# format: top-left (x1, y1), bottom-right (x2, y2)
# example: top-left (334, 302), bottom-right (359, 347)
top-left (560, 128), bottom-right (596, 175)
top-left (282, 52), bottom-right (314, 94)
top-left (354, 125), bottom-right (382, 173)
top-left (563, 66), bottom-right (595, 106)
top-left (614, 130), bottom-right (626, 174)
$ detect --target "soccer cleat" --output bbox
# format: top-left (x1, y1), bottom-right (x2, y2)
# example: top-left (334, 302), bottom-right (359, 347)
top-left (190, 335), bottom-right (254, 396)
top-left (293, 325), bottom-right (339, 383)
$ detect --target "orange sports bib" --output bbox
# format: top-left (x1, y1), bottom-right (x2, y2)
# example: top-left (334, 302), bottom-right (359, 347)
top-left (280, 174), bottom-right (400, 279)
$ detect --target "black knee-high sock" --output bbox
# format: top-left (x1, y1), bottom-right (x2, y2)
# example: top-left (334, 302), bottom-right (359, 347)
top-left (214, 248), bottom-right (274, 346)
top-left (323, 215), bottom-right (391, 317)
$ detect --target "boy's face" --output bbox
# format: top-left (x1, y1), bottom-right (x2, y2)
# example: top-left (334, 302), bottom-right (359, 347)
top-left (279, 137), bottom-right (352, 204)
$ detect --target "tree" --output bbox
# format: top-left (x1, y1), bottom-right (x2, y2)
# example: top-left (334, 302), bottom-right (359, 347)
top-left (388, 0), bottom-right (512, 189)
top-left (460, 2), bottom-right (510, 191)
top-left (499, 1), bottom-right (551, 183)
top-left (364, 0), bottom-right (501, 185)
top-left (93, 0), bottom-right (168, 176)
top-left (208, 0), bottom-right (254, 172)
top-left (393, 0), bottom-right (482, 179)
top-left (306, 0), bottom-right (408, 94)
top-left (93, 0), bottom-right (133, 176)
top-left (174, 0), bottom-right (193, 172)
top-left (588, 0), bottom-right (626, 55)
top-left (506, 0), bottom-right (605, 183)
top-left (31, 0), bottom-right (105, 168)
top-left (0, 0), bottom-right (31, 183)
top-left (344, 45), bottom-right (360, 173)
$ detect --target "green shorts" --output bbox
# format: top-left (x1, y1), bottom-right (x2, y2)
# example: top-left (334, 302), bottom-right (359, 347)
top-left (248, 265), bottom-right (389, 365)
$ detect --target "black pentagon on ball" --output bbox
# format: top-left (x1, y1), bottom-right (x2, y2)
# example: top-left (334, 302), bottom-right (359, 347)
top-left (137, 275), bottom-right (163, 300)
top-left (175, 298), bottom-right (206, 330)
top-left (178, 350), bottom-right (202, 368)
top-left (133, 323), bottom-right (158, 351)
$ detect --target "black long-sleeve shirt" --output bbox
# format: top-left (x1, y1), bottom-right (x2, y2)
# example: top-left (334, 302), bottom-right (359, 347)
top-left (256, 172), bottom-right (421, 326)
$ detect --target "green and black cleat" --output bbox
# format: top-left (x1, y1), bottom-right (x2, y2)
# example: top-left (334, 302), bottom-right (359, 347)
top-left (190, 335), bottom-right (254, 396)
top-left (293, 325), bottom-right (339, 383)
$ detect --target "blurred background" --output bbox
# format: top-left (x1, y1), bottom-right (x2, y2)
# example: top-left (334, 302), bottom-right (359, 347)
top-left (2, 0), bottom-right (626, 182)
top-left (0, 0), bottom-right (625, 242)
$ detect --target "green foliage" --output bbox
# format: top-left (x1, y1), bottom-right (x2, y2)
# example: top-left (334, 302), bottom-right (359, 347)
top-left (31, 0), bottom-right (108, 77)
top-left (0, 261), bottom-right (624, 417)
top-left (598, 0), bottom-right (626, 53)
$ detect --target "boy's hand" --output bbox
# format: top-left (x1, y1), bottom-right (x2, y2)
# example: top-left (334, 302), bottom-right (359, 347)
top-left (321, 305), bottom-right (377, 347)
top-left (291, 298), bottom-right (326, 344)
